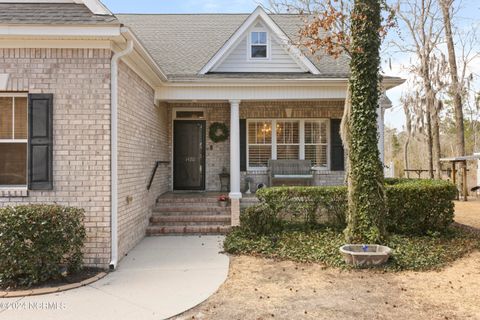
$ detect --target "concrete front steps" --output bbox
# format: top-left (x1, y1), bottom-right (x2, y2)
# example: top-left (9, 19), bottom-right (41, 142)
top-left (147, 194), bottom-right (232, 236)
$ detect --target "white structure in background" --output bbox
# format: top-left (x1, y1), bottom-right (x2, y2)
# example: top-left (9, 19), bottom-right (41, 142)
top-left (476, 153), bottom-right (480, 190)
top-left (384, 161), bottom-right (395, 178)
top-left (378, 93), bottom-right (393, 165)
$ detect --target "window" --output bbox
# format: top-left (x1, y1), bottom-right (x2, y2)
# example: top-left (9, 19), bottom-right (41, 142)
top-left (276, 121), bottom-right (299, 160)
top-left (0, 96), bottom-right (28, 186)
top-left (305, 121), bottom-right (328, 168)
top-left (247, 119), bottom-right (329, 170)
top-left (250, 31), bottom-right (268, 58)
top-left (175, 111), bottom-right (205, 119)
top-left (248, 121), bottom-right (272, 167)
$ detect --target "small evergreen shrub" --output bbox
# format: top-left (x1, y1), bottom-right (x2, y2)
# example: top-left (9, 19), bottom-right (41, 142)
top-left (385, 179), bottom-right (456, 234)
top-left (251, 179), bottom-right (456, 236)
top-left (240, 204), bottom-right (283, 235)
top-left (0, 204), bottom-right (86, 288)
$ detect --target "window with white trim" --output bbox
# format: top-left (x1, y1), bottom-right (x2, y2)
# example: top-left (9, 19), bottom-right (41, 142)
top-left (247, 119), bottom-right (329, 169)
top-left (250, 31), bottom-right (268, 59)
top-left (248, 120), bottom-right (272, 168)
top-left (305, 121), bottom-right (328, 168)
top-left (0, 96), bottom-right (28, 186)
top-left (276, 121), bottom-right (299, 160)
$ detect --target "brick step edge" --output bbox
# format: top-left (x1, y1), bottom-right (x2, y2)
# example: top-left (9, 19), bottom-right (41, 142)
top-left (153, 207), bottom-right (230, 213)
top-left (156, 198), bottom-right (223, 204)
top-left (150, 215), bottom-right (231, 223)
top-left (146, 226), bottom-right (231, 235)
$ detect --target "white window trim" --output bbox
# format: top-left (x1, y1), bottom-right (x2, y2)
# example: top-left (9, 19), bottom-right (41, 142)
top-left (275, 120), bottom-right (300, 161)
top-left (247, 29), bottom-right (271, 61)
top-left (172, 107), bottom-right (206, 120)
top-left (0, 95), bottom-right (28, 188)
top-left (247, 119), bottom-right (330, 171)
top-left (304, 120), bottom-right (330, 170)
top-left (246, 120), bottom-right (273, 170)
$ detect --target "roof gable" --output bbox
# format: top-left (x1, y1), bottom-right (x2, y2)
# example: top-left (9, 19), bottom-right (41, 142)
top-left (117, 13), bottom-right (351, 79)
top-left (211, 19), bottom-right (306, 73)
top-left (199, 7), bottom-right (320, 75)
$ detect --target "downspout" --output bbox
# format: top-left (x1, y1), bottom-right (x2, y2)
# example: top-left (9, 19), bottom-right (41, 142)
top-left (110, 39), bottom-right (134, 270)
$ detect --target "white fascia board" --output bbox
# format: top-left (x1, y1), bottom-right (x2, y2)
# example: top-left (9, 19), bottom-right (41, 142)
top-left (199, 6), bottom-right (320, 75)
top-left (165, 78), bottom-right (349, 87)
top-left (119, 27), bottom-right (167, 83)
top-left (0, 24), bottom-right (121, 37)
top-left (155, 84), bottom-right (347, 101)
top-left (78, 0), bottom-right (113, 15)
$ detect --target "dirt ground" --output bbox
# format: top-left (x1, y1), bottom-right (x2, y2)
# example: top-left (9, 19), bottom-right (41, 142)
top-left (175, 200), bottom-right (480, 320)
top-left (455, 199), bottom-right (480, 229)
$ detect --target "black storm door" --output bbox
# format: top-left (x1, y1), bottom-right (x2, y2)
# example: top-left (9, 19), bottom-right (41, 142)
top-left (173, 120), bottom-right (206, 190)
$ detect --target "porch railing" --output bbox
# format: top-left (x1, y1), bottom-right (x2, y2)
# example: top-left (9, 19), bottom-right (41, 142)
top-left (147, 161), bottom-right (170, 191)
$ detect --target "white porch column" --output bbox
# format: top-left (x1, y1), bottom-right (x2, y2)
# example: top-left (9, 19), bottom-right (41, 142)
top-left (378, 93), bottom-right (392, 165)
top-left (376, 106), bottom-right (385, 164)
top-left (229, 100), bottom-right (242, 226)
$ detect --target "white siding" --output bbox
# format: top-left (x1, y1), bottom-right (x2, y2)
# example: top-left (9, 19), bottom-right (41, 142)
top-left (212, 36), bottom-right (305, 73)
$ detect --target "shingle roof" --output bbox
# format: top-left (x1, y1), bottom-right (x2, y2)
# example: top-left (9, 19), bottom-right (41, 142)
top-left (0, 3), bottom-right (118, 24)
top-left (117, 14), bottom-right (351, 78)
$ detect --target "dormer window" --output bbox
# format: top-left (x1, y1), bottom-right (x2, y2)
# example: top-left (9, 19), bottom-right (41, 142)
top-left (250, 31), bottom-right (268, 59)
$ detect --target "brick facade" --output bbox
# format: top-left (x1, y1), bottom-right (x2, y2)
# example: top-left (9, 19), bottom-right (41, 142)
top-left (116, 62), bottom-right (170, 260)
top-left (0, 48), bottom-right (346, 267)
top-left (0, 48), bottom-right (112, 267)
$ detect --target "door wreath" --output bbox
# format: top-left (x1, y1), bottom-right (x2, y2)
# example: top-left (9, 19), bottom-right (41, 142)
top-left (209, 122), bottom-right (230, 143)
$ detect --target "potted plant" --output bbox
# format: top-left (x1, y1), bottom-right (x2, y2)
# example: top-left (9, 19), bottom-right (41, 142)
top-left (218, 194), bottom-right (229, 207)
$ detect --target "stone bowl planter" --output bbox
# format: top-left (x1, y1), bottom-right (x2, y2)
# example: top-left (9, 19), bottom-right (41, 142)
top-left (340, 244), bottom-right (392, 267)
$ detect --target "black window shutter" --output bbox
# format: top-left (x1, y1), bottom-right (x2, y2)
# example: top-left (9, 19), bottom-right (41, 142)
top-left (240, 119), bottom-right (247, 172)
top-left (330, 119), bottom-right (345, 171)
top-left (28, 94), bottom-right (53, 190)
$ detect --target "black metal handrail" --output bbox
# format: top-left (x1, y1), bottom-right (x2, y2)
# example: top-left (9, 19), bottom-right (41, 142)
top-left (147, 161), bottom-right (170, 191)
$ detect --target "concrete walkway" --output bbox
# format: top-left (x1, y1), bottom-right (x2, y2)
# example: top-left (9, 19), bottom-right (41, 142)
top-left (0, 236), bottom-right (229, 320)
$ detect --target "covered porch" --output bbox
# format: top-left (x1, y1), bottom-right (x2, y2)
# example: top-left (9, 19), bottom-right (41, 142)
top-left (153, 78), bottom-right (397, 227)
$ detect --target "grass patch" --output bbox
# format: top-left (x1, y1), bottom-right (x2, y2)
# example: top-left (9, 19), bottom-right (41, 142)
top-left (224, 225), bottom-right (480, 271)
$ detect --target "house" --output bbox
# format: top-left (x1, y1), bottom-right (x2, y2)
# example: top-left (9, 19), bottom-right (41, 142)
top-left (0, 0), bottom-right (403, 269)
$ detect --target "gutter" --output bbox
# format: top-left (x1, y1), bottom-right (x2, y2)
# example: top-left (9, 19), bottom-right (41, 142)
top-left (109, 37), bottom-right (134, 271)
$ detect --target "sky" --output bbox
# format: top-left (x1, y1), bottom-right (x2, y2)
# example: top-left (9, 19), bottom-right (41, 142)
top-left (102, 0), bottom-right (480, 131)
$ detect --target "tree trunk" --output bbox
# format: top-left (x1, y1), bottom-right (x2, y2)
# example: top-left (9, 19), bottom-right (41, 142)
top-left (343, 0), bottom-right (386, 244)
top-left (441, 1), bottom-right (465, 159)
top-left (422, 57), bottom-right (435, 179)
top-left (432, 100), bottom-right (442, 179)
top-left (404, 136), bottom-right (410, 178)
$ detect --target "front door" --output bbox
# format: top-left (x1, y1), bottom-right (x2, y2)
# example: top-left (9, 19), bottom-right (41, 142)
top-left (173, 120), bottom-right (206, 190)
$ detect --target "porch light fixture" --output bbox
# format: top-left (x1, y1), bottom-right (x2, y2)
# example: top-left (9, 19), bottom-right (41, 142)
top-left (285, 108), bottom-right (293, 118)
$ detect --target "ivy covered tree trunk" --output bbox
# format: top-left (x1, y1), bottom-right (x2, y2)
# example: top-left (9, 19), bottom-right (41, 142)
top-left (344, 0), bottom-right (386, 244)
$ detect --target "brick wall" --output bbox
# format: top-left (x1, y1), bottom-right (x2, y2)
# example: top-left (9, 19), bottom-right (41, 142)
top-left (118, 62), bottom-right (170, 258)
top-left (166, 101), bottom-right (346, 192)
top-left (117, 62), bottom-right (170, 260)
top-left (0, 48), bottom-right (112, 267)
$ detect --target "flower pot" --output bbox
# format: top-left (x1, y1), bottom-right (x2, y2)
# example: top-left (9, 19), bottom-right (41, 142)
top-left (218, 201), bottom-right (228, 207)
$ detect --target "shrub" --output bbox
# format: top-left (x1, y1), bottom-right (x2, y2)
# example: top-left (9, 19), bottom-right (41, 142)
top-left (385, 179), bottom-right (456, 234)
top-left (256, 186), bottom-right (347, 229)
top-left (252, 179), bottom-right (456, 236)
top-left (240, 204), bottom-right (283, 235)
top-left (0, 204), bottom-right (86, 288)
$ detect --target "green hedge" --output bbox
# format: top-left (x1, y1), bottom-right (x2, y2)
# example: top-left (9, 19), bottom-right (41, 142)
top-left (251, 179), bottom-right (456, 236)
top-left (0, 205), bottom-right (86, 288)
